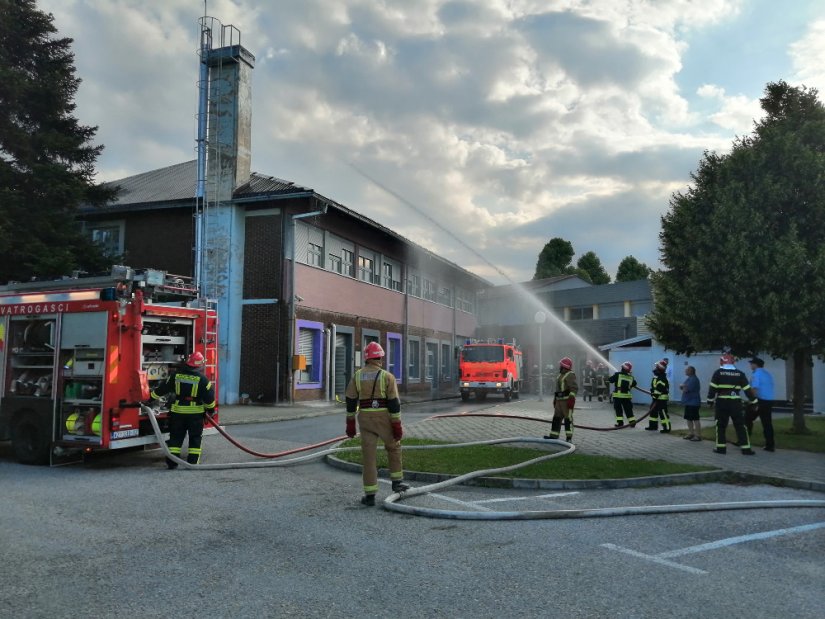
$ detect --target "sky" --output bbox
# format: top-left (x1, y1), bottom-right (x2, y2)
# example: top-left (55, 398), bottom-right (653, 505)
top-left (39, 0), bottom-right (825, 284)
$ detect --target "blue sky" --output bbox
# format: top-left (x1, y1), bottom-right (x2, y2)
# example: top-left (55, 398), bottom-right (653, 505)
top-left (40, 0), bottom-right (825, 284)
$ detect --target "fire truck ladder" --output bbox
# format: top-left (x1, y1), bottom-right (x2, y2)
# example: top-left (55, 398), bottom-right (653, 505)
top-left (197, 297), bottom-right (219, 380)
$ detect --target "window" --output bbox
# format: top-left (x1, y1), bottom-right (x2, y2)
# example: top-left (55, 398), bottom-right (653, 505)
top-left (296, 320), bottom-right (323, 387)
top-left (342, 249), bottom-right (354, 277)
top-left (358, 255), bottom-right (375, 283)
top-left (407, 273), bottom-right (421, 297)
top-left (87, 221), bottom-right (124, 257)
top-left (425, 341), bottom-right (437, 382)
top-left (408, 338), bottom-right (420, 381)
top-left (455, 288), bottom-right (475, 313)
top-left (383, 260), bottom-right (401, 291)
top-left (387, 333), bottom-right (402, 382)
top-left (437, 286), bottom-right (452, 307)
top-left (307, 243), bottom-right (323, 267)
top-left (423, 278), bottom-right (436, 301)
top-left (569, 306), bottom-right (594, 320)
top-left (441, 343), bottom-right (451, 381)
top-left (328, 254), bottom-right (342, 274)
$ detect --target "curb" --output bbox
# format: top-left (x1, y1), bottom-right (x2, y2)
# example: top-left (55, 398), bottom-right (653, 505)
top-left (324, 452), bottom-right (825, 493)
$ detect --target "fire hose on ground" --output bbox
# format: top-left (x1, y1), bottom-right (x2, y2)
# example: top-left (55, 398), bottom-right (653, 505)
top-left (141, 405), bottom-right (825, 520)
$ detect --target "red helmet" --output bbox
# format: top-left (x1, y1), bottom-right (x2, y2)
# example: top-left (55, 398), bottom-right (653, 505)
top-left (654, 359), bottom-right (668, 372)
top-left (720, 353), bottom-right (735, 365)
top-left (186, 351), bottom-right (205, 367)
top-left (559, 357), bottom-right (573, 370)
top-left (621, 361), bottom-right (632, 372)
top-left (364, 342), bottom-right (385, 360)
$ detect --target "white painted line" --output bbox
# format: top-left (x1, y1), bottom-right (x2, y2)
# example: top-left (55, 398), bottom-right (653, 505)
top-left (600, 543), bottom-right (707, 575)
top-left (473, 491), bottom-right (580, 505)
top-left (429, 492), bottom-right (495, 511)
top-left (657, 521), bottom-right (825, 559)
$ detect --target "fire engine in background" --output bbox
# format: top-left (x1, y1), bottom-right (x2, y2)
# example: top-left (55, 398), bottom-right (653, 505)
top-left (0, 266), bottom-right (218, 465)
top-left (459, 339), bottom-right (523, 402)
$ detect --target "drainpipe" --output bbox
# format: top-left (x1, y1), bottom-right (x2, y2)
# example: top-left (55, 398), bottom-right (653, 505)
top-left (287, 202), bottom-right (328, 403)
top-left (324, 327), bottom-right (331, 402)
top-left (329, 323), bottom-right (337, 401)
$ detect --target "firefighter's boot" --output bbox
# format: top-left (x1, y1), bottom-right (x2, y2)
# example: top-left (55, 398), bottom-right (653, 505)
top-left (544, 418), bottom-right (562, 439)
top-left (392, 480), bottom-right (410, 493)
top-left (165, 457), bottom-right (178, 470)
top-left (361, 494), bottom-right (376, 506)
top-left (563, 418), bottom-right (573, 442)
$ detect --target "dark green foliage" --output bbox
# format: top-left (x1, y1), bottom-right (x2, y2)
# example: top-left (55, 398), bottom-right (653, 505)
top-left (577, 251), bottom-right (611, 285)
top-left (616, 255), bottom-right (651, 282)
top-left (533, 237), bottom-right (576, 279)
top-left (0, 0), bottom-right (113, 283)
top-left (650, 81), bottom-right (825, 432)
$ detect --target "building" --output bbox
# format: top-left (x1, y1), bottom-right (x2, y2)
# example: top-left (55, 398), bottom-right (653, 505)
top-left (79, 31), bottom-right (487, 405)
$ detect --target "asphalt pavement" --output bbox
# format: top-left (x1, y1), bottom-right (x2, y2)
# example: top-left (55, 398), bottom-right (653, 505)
top-left (217, 394), bottom-right (825, 491)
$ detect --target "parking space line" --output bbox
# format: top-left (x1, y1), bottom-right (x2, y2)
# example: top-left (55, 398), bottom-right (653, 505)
top-left (600, 543), bottom-right (707, 575)
top-left (473, 491), bottom-right (580, 505)
top-left (657, 521), bottom-right (825, 558)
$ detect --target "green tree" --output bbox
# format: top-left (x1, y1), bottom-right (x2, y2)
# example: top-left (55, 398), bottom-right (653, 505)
top-left (616, 255), bottom-right (652, 282)
top-left (0, 0), bottom-right (112, 283)
top-left (577, 251), bottom-right (611, 285)
top-left (533, 237), bottom-right (575, 279)
top-left (649, 80), bottom-right (825, 433)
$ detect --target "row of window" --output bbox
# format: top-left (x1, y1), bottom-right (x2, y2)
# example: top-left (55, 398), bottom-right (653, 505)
top-left (296, 322), bottom-right (458, 387)
top-left (297, 221), bottom-right (474, 313)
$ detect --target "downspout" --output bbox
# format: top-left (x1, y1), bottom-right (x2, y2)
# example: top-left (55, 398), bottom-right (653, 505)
top-left (287, 201), bottom-right (328, 403)
top-left (324, 327), bottom-right (331, 402)
top-left (329, 323), bottom-right (337, 401)
top-left (403, 264), bottom-right (409, 396)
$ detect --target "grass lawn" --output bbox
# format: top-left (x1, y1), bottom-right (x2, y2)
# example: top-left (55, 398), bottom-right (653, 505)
top-left (336, 438), bottom-right (716, 480)
top-left (670, 410), bottom-right (825, 454)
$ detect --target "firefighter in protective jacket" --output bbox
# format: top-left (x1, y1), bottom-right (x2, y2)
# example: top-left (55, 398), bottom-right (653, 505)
top-left (645, 359), bottom-right (671, 432)
top-left (345, 342), bottom-right (409, 506)
top-left (707, 354), bottom-right (757, 455)
top-left (545, 357), bottom-right (577, 442)
top-left (608, 361), bottom-right (638, 427)
top-left (150, 351), bottom-right (216, 468)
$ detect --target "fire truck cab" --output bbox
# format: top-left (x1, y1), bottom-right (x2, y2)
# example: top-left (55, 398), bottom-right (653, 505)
top-left (0, 266), bottom-right (218, 465)
top-left (459, 339), bottom-right (523, 402)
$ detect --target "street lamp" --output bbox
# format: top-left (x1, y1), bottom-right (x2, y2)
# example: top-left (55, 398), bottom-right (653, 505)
top-left (534, 311), bottom-right (546, 401)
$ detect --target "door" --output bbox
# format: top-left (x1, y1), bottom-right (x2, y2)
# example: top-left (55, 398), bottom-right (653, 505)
top-left (334, 333), bottom-right (351, 397)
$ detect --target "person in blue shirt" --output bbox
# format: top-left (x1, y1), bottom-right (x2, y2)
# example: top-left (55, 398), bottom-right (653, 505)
top-left (679, 365), bottom-right (702, 441)
top-left (747, 357), bottom-right (776, 451)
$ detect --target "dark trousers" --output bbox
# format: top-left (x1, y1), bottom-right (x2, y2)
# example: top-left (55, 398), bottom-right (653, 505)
top-left (745, 400), bottom-right (774, 449)
top-left (647, 400), bottom-right (670, 429)
top-left (168, 412), bottom-right (205, 464)
top-left (714, 400), bottom-right (750, 450)
top-left (613, 398), bottom-right (635, 424)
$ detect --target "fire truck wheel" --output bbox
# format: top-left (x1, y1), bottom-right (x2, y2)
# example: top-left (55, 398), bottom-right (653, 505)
top-left (461, 392), bottom-right (470, 402)
top-left (504, 389), bottom-right (512, 402)
top-left (11, 415), bottom-right (50, 465)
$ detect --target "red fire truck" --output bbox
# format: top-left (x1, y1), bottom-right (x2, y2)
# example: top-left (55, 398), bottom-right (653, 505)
top-left (0, 266), bottom-right (218, 465)
top-left (459, 339), bottom-right (523, 402)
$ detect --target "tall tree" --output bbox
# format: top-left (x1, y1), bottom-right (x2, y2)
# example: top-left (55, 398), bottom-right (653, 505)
top-left (0, 0), bottom-right (112, 283)
top-left (649, 80), bottom-right (825, 433)
top-left (616, 255), bottom-right (651, 282)
top-left (576, 251), bottom-right (610, 284)
top-left (533, 237), bottom-right (575, 279)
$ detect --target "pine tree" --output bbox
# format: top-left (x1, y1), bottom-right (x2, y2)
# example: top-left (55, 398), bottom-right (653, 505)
top-left (0, 0), bottom-right (112, 283)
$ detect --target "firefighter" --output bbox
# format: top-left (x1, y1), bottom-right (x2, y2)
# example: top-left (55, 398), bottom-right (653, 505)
top-left (608, 361), bottom-right (639, 427)
top-left (150, 351), bottom-right (216, 469)
top-left (582, 360), bottom-right (596, 402)
top-left (344, 342), bottom-right (409, 506)
top-left (645, 359), bottom-right (671, 432)
top-left (596, 362), bottom-right (610, 402)
top-left (544, 357), bottom-right (577, 442)
top-left (707, 354), bottom-right (757, 455)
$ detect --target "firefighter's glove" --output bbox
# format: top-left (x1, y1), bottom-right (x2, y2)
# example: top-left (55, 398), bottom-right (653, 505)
top-left (345, 417), bottom-right (356, 438)
top-left (749, 399), bottom-right (759, 406)
top-left (706, 399), bottom-right (715, 408)
top-left (391, 420), bottom-right (403, 441)
top-left (566, 396), bottom-right (575, 410)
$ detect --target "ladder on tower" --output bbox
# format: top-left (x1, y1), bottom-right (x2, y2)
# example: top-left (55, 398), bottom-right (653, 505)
top-left (198, 297), bottom-right (220, 382)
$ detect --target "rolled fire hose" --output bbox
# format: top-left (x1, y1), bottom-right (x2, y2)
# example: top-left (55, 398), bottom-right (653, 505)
top-left (142, 405), bottom-right (825, 520)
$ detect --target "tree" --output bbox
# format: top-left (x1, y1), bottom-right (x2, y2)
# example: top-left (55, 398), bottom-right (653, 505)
top-left (616, 255), bottom-right (652, 282)
top-left (576, 251), bottom-right (611, 284)
top-left (649, 80), bottom-right (825, 433)
top-left (0, 0), bottom-right (112, 283)
top-left (533, 237), bottom-right (575, 279)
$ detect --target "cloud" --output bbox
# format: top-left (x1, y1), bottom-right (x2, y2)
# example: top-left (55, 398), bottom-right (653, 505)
top-left (39, 0), bottom-right (781, 284)
top-left (789, 19), bottom-right (825, 93)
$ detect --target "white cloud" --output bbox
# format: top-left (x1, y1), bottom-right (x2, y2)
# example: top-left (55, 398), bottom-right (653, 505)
top-left (790, 19), bottom-right (825, 93)
top-left (39, 0), bottom-right (783, 282)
